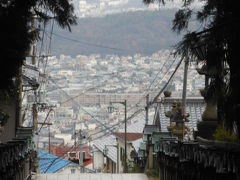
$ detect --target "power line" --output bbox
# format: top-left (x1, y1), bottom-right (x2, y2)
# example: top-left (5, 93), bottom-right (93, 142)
top-left (57, 70), bottom-right (125, 105)
top-left (43, 19), bottom-right (54, 74)
top-left (41, 58), bottom-right (183, 172)
top-left (37, 108), bottom-right (54, 134)
top-left (147, 56), bottom-right (171, 92)
top-left (42, 29), bottom-right (127, 53)
top-left (45, 56), bottom-right (182, 143)
top-left (150, 56), bottom-right (184, 105)
top-left (41, 107), bottom-right (145, 173)
top-left (151, 57), bottom-right (177, 91)
top-left (48, 79), bottom-right (146, 139)
top-left (127, 52), bottom-right (177, 110)
top-left (86, 107), bottom-right (145, 139)
top-left (48, 77), bottom-right (110, 130)
top-left (38, 20), bottom-right (47, 61)
top-left (47, 73), bottom-right (147, 139)
top-left (88, 56), bottom-right (183, 138)
top-left (43, 143), bottom-right (76, 173)
top-left (45, 69), bottom-right (125, 95)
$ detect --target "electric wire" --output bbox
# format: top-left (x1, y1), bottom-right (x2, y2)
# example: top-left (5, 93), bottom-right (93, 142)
top-left (47, 77), bottom-right (146, 139)
top-left (151, 56), bottom-right (177, 91)
top-left (46, 70), bottom-right (146, 138)
top-left (42, 29), bottom-right (127, 53)
top-left (58, 70), bottom-right (126, 105)
top-left (37, 108), bottom-right (54, 134)
top-left (45, 54), bottom-right (181, 139)
top-left (42, 53), bottom-right (182, 141)
top-left (48, 78), bottom-right (110, 130)
top-left (38, 19), bottom-right (47, 67)
top-left (86, 107), bottom-right (145, 139)
top-left (44, 19), bottom-right (54, 74)
top-left (150, 56), bottom-right (184, 105)
top-left (127, 52), bottom-right (177, 111)
top-left (40, 57), bottom-right (184, 172)
top-left (146, 56), bottom-right (170, 92)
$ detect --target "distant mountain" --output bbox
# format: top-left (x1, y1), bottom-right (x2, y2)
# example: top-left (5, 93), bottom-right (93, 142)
top-left (45, 9), bottom-right (193, 57)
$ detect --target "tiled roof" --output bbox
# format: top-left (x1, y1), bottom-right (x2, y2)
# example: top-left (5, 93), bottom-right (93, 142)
top-left (38, 151), bottom-right (77, 173)
top-left (93, 135), bottom-right (117, 163)
top-left (118, 111), bottom-right (154, 133)
top-left (143, 125), bottom-right (160, 135)
top-left (154, 97), bottom-right (205, 132)
top-left (93, 110), bottom-right (152, 163)
top-left (114, 132), bottom-right (143, 142)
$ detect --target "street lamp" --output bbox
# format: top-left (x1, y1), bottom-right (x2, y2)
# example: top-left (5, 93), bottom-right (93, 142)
top-left (103, 145), bottom-right (109, 155)
top-left (107, 102), bottom-right (115, 113)
top-left (103, 144), bottom-right (119, 173)
top-left (107, 100), bottom-right (128, 173)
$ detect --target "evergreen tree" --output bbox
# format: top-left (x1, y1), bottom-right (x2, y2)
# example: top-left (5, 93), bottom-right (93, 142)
top-left (0, 0), bottom-right (76, 90)
top-left (143, 0), bottom-right (240, 138)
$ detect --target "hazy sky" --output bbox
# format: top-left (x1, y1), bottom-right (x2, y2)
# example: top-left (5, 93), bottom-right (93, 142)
top-left (71, 0), bottom-right (204, 18)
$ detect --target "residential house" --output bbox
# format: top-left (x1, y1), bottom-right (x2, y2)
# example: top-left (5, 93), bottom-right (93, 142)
top-left (38, 151), bottom-right (79, 174)
top-left (49, 144), bottom-right (93, 170)
top-left (0, 64), bottom-right (39, 179)
top-left (93, 135), bottom-right (117, 173)
top-left (93, 132), bottom-right (143, 173)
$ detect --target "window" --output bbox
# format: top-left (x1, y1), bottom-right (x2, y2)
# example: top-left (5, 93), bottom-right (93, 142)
top-left (71, 168), bottom-right (76, 174)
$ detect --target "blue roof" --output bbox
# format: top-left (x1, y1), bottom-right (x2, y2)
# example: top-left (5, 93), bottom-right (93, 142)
top-left (38, 151), bottom-right (77, 173)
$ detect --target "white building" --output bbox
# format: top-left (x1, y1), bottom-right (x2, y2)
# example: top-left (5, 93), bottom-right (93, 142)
top-left (54, 133), bottom-right (72, 145)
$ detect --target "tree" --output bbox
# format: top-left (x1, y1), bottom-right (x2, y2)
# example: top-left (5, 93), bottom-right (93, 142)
top-left (143, 0), bottom-right (240, 138)
top-left (0, 0), bottom-right (76, 91)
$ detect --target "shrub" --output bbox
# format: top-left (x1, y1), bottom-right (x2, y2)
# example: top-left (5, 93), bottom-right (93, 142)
top-left (213, 126), bottom-right (238, 142)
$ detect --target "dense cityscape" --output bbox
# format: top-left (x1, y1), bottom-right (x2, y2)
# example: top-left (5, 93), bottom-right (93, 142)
top-left (1, 0), bottom-right (239, 179)
top-left (21, 49), bottom-right (205, 172)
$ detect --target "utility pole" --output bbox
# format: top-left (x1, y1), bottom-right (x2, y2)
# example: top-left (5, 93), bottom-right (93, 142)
top-left (74, 123), bottom-right (77, 148)
top-left (182, 58), bottom-right (189, 141)
top-left (79, 129), bottom-right (84, 173)
top-left (116, 142), bottom-right (119, 173)
top-left (31, 18), bottom-right (38, 132)
top-left (108, 100), bottom-right (127, 173)
top-left (124, 99), bottom-right (127, 173)
top-left (48, 124), bottom-right (50, 153)
top-left (37, 122), bottom-right (52, 153)
top-left (16, 65), bottom-right (22, 128)
top-left (31, 18), bottom-right (37, 66)
top-left (145, 94), bottom-right (149, 125)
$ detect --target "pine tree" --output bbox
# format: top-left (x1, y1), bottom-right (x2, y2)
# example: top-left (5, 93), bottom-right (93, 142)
top-left (143, 0), bottom-right (240, 138)
top-left (0, 0), bottom-right (76, 90)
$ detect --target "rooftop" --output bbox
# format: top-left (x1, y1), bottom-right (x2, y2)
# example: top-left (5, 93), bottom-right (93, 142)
top-left (114, 132), bottom-right (143, 142)
top-left (154, 96), bottom-right (205, 132)
top-left (38, 151), bottom-right (77, 173)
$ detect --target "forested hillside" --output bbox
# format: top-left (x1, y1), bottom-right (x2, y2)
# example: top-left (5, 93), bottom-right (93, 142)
top-left (47, 9), bottom-right (196, 56)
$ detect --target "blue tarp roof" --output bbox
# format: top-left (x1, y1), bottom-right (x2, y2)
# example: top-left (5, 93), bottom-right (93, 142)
top-left (38, 151), bottom-right (76, 173)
